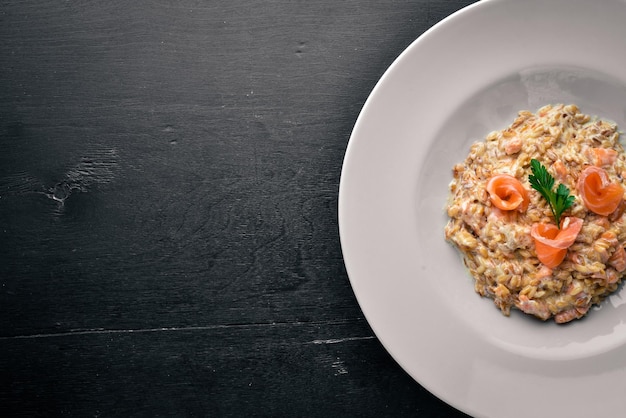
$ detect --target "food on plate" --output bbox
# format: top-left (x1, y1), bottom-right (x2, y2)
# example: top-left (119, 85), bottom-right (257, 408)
top-left (486, 174), bottom-right (529, 212)
top-left (444, 104), bottom-right (626, 323)
top-left (530, 216), bottom-right (582, 269)
top-left (577, 165), bottom-right (624, 216)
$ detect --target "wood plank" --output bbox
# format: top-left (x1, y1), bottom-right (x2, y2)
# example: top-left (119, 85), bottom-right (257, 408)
top-left (0, 321), bottom-right (468, 417)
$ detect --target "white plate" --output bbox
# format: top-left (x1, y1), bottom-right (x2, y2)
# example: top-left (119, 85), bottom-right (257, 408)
top-left (338, 0), bottom-right (626, 417)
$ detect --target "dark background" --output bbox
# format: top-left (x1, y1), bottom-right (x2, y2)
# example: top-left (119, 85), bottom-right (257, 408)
top-left (0, 1), bottom-right (476, 416)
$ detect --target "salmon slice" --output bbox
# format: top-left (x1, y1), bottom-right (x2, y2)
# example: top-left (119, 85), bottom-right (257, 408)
top-left (530, 217), bottom-right (583, 268)
top-left (577, 166), bottom-right (624, 216)
top-left (609, 245), bottom-right (626, 272)
top-left (552, 159), bottom-right (568, 182)
top-left (585, 147), bottom-right (618, 167)
top-left (486, 174), bottom-right (529, 212)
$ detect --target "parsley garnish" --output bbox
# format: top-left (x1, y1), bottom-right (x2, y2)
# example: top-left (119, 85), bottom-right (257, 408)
top-left (528, 159), bottom-right (575, 227)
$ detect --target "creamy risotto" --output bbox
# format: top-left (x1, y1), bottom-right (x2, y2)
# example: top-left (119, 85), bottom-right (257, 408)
top-left (445, 104), bottom-right (626, 323)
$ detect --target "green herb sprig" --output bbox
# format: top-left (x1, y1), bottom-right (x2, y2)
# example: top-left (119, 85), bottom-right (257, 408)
top-left (528, 159), bottom-right (575, 227)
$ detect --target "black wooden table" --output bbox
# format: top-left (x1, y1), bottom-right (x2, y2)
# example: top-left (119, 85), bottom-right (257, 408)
top-left (1, 1), bottom-right (476, 416)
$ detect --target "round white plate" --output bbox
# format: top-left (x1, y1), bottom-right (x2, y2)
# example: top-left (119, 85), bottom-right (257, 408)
top-left (338, 0), bottom-right (626, 417)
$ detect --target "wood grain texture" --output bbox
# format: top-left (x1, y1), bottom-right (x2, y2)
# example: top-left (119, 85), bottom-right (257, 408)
top-left (0, 1), bottom-right (476, 416)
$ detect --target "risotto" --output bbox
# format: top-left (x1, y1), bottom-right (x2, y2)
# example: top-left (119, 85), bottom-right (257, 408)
top-left (444, 104), bottom-right (626, 323)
